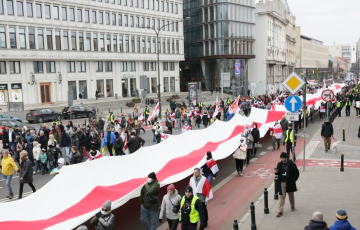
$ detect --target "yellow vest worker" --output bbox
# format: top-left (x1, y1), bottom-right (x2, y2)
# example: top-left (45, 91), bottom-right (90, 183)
top-left (179, 186), bottom-right (205, 229)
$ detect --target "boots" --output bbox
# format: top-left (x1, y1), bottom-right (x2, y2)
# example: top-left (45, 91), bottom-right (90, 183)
top-left (8, 193), bottom-right (14, 199)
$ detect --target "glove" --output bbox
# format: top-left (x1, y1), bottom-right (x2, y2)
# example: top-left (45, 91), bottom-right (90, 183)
top-left (158, 219), bottom-right (162, 223)
top-left (95, 212), bottom-right (101, 218)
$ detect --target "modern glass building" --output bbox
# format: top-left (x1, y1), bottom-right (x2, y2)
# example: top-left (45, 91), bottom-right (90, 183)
top-left (181, 0), bottom-right (256, 96)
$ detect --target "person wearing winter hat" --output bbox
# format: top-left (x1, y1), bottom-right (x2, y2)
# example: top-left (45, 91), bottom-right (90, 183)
top-left (274, 152), bottom-right (299, 218)
top-left (76, 226), bottom-right (88, 230)
top-left (201, 151), bottom-right (219, 183)
top-left (90, 200), bottom-right (115, 230)
top-left (180, 186), bottom-right (206, 230)
top-left (140, 172), bottom-right (160, 230)
top-left (329, 210), bottom-right (357, 230)
top-left (159, 184), bottom-right (181, 230)
top-left (304, 211), bottom-right (329, 230)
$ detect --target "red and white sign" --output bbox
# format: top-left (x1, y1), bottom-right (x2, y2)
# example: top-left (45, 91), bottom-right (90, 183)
top-left (321, 89), bottom-right (335, 102)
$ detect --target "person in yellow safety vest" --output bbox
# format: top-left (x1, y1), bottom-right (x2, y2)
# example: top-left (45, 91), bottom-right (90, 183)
top-left (345, 98), bottom-right (351, 116)
top-left (108, 112), bottom-right (114, 124)
top-left (51, 121), bottom-right (58, 127)
top-left (283, 123), bottom-right (295, 160)
top-left (144, 106), bottom-right (150, 125)
top-left (179, 186), bottom-right (206, 230)
top-left (336, 100), bottom-right (342, 117)
top-left (198, 102), bottom-right (203, 112)
top-left (226, 97), bottom-right (231, 105)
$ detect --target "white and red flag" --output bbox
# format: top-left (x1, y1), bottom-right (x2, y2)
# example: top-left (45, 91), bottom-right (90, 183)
top-left (147, 102), bottom-right (159, 122)
top-left (121, 129), bottom-right (130, 155)
top-left (212, 95), bottom-right (221, 119)
top-left (189, 176), bottom-right (213, 202)
top-left (206, 158), bottom-right (219, 175)
top-left (269, 124), bottom-right (283, 139)
top-left (160, 133), bottom-right (172, 141)
top-left (228, 95), bottom-right (240, 114)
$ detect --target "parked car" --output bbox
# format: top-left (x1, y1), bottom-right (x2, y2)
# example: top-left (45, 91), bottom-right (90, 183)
top-left (26, 108), bottom-right (62, 123)
top-left (61, 106), bottom-right (70, 119)
top-left (0, 113), bottom-right (22, 122)
top-left (0, 119), bottom-right (36, 139)
top-left (64, 106), bottom-right (96, 119)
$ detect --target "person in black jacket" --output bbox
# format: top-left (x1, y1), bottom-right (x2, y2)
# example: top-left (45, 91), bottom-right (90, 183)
top-left (275, 152), bottom-right (299, 218)
top-left (98, 118), bottom-right (105, 135)
top-left (37, 131), bottom-right (48, 151)
top-left (202, 111), bottom-right (209, 128)
top-left (76, 127), bottom-right (85, 158)
top-left (251, 123), bottom-right (260, 157)
top-left (83, 129), bottom-right (92, 158)
top-left (2, 128), bottom-right (10, 149)
top-left (304, 211), bottom-right (329, 230)
top-left (195, 114), bottom-right (202, 129)
top-left (70, 146), bottom-right (82, 164)
top-left (320, 118), bottom-right (334, 153)
top-left (91, 133), bottom-right (101, 151)
top-left (128, 131), bottom-right (145, 153)
top-left (114, 132), bottom-right (124, 156)
top-left (60, 130), bottom-right (71, 165)
top-left (48, 144), bottom-right (61, 168)
top-left (201, 151), bottom-right (217, 183)
top-left (180, 186), bottom-right (206, 230)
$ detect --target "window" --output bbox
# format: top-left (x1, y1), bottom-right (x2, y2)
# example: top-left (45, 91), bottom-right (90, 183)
top-left (129, 0), bottom-right (133, 6)
top-left (129, 61), bottom-right (136, 71)
top-left (105, 61), bottom-right (112, 72)
top-left (125, 35), bottom-right (129, 52)
top-left (0, 62), bottom-right (5, 74)
top-left (170, 62), bottom-right (175, 71)
top-left (175, 3), bottom-right (178, 13)
top-left (113, 35), bottom-right (117, 52)
top-left (120, 61), bottom-right (127, 71)
top-left (93, 33), bottom-right (98, 51)
top-left (9, 61), bottom-right (20, 74)
top-left (131, 36), bottom-right (135, 52)
top-left (124, 15), bottom-right (128, 26)
top-left (130, 16), bottom-right (134, 27)
top-left (46, 30), bottom-right (52, 50)
top-left (166, 1), bottom-right (168, 12)
top-left (106, 34), bottom-right (110, 51)
top-left (9, 27), bottom-right (16, 48)
top-left (46, 61), bottom-right (55, 73)
top-left (137, 36), bottom-right (140, 52)
top-left (147, 37), bottom-right (150, 53)
top-left (146, 18), bottom-right (150, 27)
top-left (162, 38), bottom-right (165, 53)
top-left (105, 12), bottom-right (109, 25)
top-left (85, 10), bottom-right (89, 22)
top-left (161, 1), bottom-right (164, 11)
top-left (119, 35), bottom-right (123, 52)
top-left (33, 61), bottom-right (43, 73)
top-left (167, 39), bottom-right (170, 53)
top-left (86, 33), bottom-right (91, 50)
top-left (54, 31), bottom-right (60, 50)
top-left (71, 32), bottom-right (76, 50)
top-left (78, 61), bottom-right (86, 72)
top-left (67, 61), bottom-right (75, 72)
top-left (170, 2), bottom-right (173, 13)
top-left (53, 5), bottom-right (59, 19)
top-left (95, 61), bottom-right (103, 72)
top-left (123, 0), bottom-right (127, 6)
top-left (176, 40), bottom-right (179, 54)
top-left (163, 62), bottom-right (168, 71)
top-left (77, 9), bottom-right (82, 22)
top-left (29, 28), bottom-right (35, 49)
top-left (69, 7), bottom-right (75, 21)
top-left (63, 31), bottom-right (69, 50)
top-left (7, 0), bottom-right (13, 15)
top-left (99, 34), bottom-right (104, 51)
top-left (0, 0), bottom-right (3, 14)
top-left (141, 37), bottom-right (145, 52)
top-left (152, 18), bottom-right (155, 29)
top-left (136, 16), bottom-right (139, 27)
top-left (38, 29), bottom-right (44, 49)
top-left (175, 22), bottom-right (178, 32)
top-left (141, 17), bottom-right (144, 27)
top-left (143, 62), bottom-right (149, 71)
top-left (92, 11), bottom-right (96, 23)
top-left (152, 37), bottom-right (155, 53)
top-left (45, 4), bottom-right (50, 19)
top-left (36, 3), bottom-right (41, 18)
top-left (171, 39), bottom-right (174, 53)
top-left (17, 1), bottom-right (23, 16)
top-left (19, 28), bottom-right (26, 49)
top-left (112, 13), bottom-right (116, 25)
top-left (26, 2), bottom-right (32, 17)
top-left (62, 7), bottom-right (67, 20)
top-left (99, 12), bottom-right (103, 24)
top-left (79, 32), bottom-right (84, 50)
top-left (0, 27), bottom-right (5, 48)
top-left (118, 14), bottom-right (122, 26)
top-left (150, 62), bottom-right (156, 71)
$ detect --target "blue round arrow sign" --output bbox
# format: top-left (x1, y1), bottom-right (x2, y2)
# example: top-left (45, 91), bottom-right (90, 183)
top-left (284, 95), bottom-right (302, 112)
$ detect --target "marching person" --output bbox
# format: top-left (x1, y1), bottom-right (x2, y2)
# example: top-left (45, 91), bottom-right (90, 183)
top-left (1, 149), bottom-right (18, 199)
top-left (140, 172), bottom-right (160, 230)
top-left (321, 118), bottom-right (334, 153)
top-left (345, 97), bottom-right (351, 116)
top-left (336, 99), bottom-right (342, 117)
top-left (201, 151), bottom-right (219, 183)
top-left (179, 186), bottom-right (206, 230)
top-left (275, 152), bottom-right (299, 218)
top-left (103, 126), bottom-right (115, 156)
top-left (90, 200), bottom-right (115, 230)
top-left (304, 211), bottom-right (329, 230)
top-left (242, 129), bottom-right (253, 166)
top-left (159, 184), bottom-right (181, 230)
top-left (283, 123), bottom-right (295, 160)
top-left (18, 150), bottom-right (36, 199)
top-left (329, 210), bottom-right (357, 230)
top-left (189, 168), bottom-right (213, 228)
top-left (233, 137), bottom-right (247, 177)
top-left (251, 123), bottom-right (260, 157)
top-left (144, 106), bottom-right (150, 125)
top-left (280, 115), bottom-right (288, 143)
top-left (271, 120), bottom-right (282, 151)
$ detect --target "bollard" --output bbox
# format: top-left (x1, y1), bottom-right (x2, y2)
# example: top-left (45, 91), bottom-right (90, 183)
top-left (233, 220), bottom-right (239, 230)
top-left (343, 128), bottom-right (345, 141)
top-left (274, 172), bottom-right (279, 200)
top-left (250, 202), bottom-right (257, 230)
top-left (264, 188), bottom-right (269, 214)
top-left (340, 152), bottom-right (344, 172)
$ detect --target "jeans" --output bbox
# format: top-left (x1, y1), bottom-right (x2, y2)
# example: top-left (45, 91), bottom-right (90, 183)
top-left (203, 173), bottom-right (213, 183)
top-left (34, 160), bottom-right (40, 172)
top-left (136, 129), bottom-right (140, 137)
top-left (140, 206), bottom-right (157, 230)
top-left (152, 132), bottom-right (156, 142)
top-left (197, 123), bottom-right (200, 129)
top-left (272, 136), bottom-right (280, 150)
top-left (3, 175), bottom-right (13, 194)
top-left (63, 146), bottom-right (71, 165)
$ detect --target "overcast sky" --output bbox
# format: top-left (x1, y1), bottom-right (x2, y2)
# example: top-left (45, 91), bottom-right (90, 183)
top-left (256, 0), bottom-right (360, 46)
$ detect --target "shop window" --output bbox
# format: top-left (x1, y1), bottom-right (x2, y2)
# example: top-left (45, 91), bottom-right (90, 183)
top-left (0, 84), bottom-right (9, 105)
top-left (11, 83), bottom-right (22, 102)
top-left (79, 80), bottom-right (88, 99)
top-left (106, 79), bottom-right (113, 97)
top-left (96, 80), bottom-right (104, 98)
top-left (68, 81), bottom-right (77, 100)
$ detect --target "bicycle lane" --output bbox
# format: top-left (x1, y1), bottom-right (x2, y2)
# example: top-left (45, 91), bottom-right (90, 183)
top-left (206, 136), bottom-right (308, 230)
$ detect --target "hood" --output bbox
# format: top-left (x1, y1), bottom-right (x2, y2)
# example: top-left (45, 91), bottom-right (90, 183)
top-left (169, 189), bottom-right (179, 198)
top-left (332, 220), bottom-right (353, 229)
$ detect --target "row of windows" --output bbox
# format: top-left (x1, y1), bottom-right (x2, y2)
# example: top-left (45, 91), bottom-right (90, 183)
top-left (0, 0), bottom-right (179, 17)
top-left (0, 26), bottom-right (181, 54)
top-left (0, 60), bottom-right (176, 74)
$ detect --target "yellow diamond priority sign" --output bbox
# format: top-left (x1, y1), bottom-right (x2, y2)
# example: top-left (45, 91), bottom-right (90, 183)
top-left (282, 72), bottom-right (305, 94)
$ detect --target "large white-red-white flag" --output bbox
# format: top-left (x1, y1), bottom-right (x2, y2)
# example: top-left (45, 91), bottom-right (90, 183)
top-left (160, 133), bottom-right (172, 141)
top-left (147, 102), bottom-right (159, 122)
top-left (189, 176), bottom-right (213, 202)
top-left (206, 159), bottom-right (219, 175)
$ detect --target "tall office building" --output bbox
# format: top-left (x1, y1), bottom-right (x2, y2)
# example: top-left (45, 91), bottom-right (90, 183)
top-left (0, 0), bottom-right (184, 106)
top-left (181, 0), bottom-right (256, 97)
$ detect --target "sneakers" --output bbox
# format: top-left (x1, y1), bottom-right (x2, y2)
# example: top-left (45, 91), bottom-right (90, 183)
top-left (276, 212), bottom-right (283, 218)
top-left (240, 173), bottom-right (243, 177)
top-left (8, 193), bottom-right (14, 199)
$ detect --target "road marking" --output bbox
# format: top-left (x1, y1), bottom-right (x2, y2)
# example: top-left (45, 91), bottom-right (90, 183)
top-left (0, 191), bottom-right (33, 203)
top-left (250, 158), bottom-right (258, 162)
top-left (244, 168), bottom-right (273, 179)
top-left (0, 176), bottom-right (19, 182)
top-left (266, 146), bottom-right (273, 150)
top-left (259, 152), bottom-right (266, 156)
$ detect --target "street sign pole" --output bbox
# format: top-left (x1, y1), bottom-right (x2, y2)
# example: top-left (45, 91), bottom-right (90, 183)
top-left (303, 75), bottom-right (307, 172)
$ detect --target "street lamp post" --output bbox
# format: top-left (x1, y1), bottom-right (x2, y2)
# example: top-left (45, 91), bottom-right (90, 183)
top-left (144, 17), bottom-right (190, 119)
